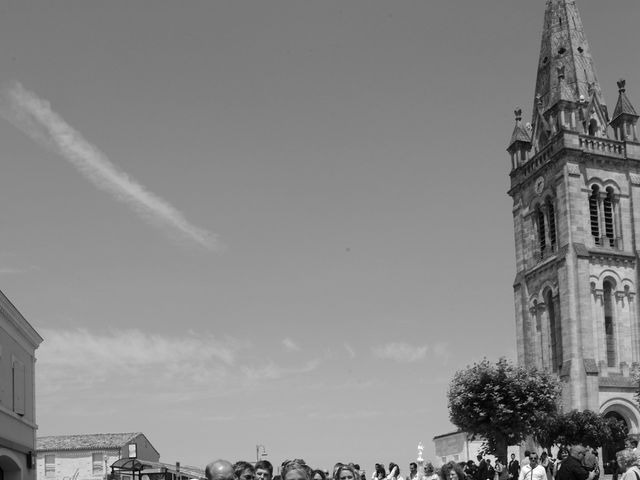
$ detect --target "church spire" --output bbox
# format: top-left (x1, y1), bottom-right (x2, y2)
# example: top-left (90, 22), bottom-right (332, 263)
top-left (533, 0), bottom-right (606, 116)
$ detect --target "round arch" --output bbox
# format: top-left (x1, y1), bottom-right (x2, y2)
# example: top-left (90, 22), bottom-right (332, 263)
top-left (600, 397), bottom-right (640, 433)
top-left (600, 399), bottom-right (640, 474)
top-left (0, 449), bottom-right (23, 480)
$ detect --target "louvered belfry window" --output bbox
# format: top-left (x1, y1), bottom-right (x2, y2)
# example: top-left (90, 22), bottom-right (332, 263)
top-left (547, 199), bottom-right (557, 250)
top-left (604, 188), bottom-right (615, 247)
top-left (590, 186), bottom-right (601, 244)
top-left (538, 207), bottom-right (547, 257)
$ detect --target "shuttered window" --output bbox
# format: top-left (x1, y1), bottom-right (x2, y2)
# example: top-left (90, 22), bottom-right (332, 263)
top-left (45, 455), bottom-right (56, 478)
top-left (12, 359), bottom-right (25, 416)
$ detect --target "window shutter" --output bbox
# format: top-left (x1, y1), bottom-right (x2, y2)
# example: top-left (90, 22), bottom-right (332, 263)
top-left (13, 359), bottom-right (25, 416)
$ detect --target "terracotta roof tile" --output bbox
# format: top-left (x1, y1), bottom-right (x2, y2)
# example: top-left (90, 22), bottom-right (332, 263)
top-left (37, 433), bottom-right (141, 451)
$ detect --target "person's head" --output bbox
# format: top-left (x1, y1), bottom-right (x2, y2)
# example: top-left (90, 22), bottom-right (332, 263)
top-left (557, 448), bottom-right (569, 461)
top-left (206, 460), bottom-right (235, 480)
top-left (256, 461), bottom-right (273, 480)
top-left (388, 464), bottom-right (400, 478)
top-left (569, 445), bottom-right (588, 461)
top-left (616, 449), bottom-right (638, 472)
top-left (540, 452), bottom-right (547, 461)
top-left (486, 460), bottom-right (491, 465)
top-left (528, 452), bottom-right (539, 466)
top-left (510, 454), bottom-right (515, 461)
top-left (336, 465), bottom-right (358, 480)
top-left (282, 461), bottom-right (312, 480)
top-left (477, 455), bottom-right (483, 462)
top-left (410, 464), bottom-right (417, 475)
top-left (312, 470), bottom-right (326, 480)
top-left (441, 462), bottom-right (465, 480)
top-left (425, 463), bottom-right (435, 476)
top-left (333, 464), bottom-right (345, 480)
top-left (233, 462), bottom-right (255, 480)
top-left (524, 451), bottom-right (530, 458)
top-left (631, 439), bottom-right (638, 449)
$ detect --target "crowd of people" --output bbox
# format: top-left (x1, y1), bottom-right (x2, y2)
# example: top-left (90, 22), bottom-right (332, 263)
top-left (203, 439), bottom-right (640, 480)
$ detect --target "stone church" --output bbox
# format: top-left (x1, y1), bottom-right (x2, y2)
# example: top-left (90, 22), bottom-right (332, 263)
top-left (508, 0), bottom-right (640, 464)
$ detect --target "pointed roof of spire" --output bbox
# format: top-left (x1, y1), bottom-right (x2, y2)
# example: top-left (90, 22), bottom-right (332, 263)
top-left (509, 108), bottom-right (532, 148)
top-left (612, 79), bottom-right (638, 121)
top-left (533, 0), bottom-right (605, 116)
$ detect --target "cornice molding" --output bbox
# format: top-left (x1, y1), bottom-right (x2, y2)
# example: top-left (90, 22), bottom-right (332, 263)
top-left (0, 290), bottom-right (43, 351)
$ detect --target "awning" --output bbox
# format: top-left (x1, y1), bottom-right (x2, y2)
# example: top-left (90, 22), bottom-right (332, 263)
top-left (110, 459), bottom-right (154, 472)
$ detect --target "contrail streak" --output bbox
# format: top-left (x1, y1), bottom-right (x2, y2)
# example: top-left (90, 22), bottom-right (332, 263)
top-left (0, 81), bottom-right (222, 251)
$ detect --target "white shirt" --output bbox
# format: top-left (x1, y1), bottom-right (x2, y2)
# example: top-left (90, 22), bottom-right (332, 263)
top-left (518, 465), bottom-right (546, 480)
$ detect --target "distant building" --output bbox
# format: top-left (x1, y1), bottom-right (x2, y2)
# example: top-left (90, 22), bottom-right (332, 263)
top-left (36, 433), bottom-right (160, 480)
top-left (0, 289), bottom-right (43, 480)
top-left (432, 432), bottom-right (519, 466)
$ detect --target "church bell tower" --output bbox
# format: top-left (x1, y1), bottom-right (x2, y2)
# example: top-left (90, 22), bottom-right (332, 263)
top-left (508, 0), bottom-right (640, 452)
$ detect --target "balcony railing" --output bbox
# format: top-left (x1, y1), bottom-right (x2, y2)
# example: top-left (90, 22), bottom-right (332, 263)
top-left (579, 135), bottom-right (625, 157)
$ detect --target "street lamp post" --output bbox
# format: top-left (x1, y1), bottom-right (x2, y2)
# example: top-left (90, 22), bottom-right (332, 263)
top-left (256, 445), bottom-right (267, 463)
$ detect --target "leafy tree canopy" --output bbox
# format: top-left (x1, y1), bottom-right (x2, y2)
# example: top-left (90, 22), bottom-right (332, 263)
top-left (533, 410), bottom-right (628, 450)
top-left (448, 357), bottom-right (561, 457)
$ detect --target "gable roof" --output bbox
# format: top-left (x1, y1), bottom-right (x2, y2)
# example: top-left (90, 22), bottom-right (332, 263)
top-left (37, 433), bottom-right (143, 452)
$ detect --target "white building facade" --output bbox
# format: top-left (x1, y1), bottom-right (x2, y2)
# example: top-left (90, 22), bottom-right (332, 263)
top-left (0, 290), bottom-right (43, 480)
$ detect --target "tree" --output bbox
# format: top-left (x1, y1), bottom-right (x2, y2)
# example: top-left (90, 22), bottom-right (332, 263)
top-left (447, 357), bottom-right (561, 459)
top-left (533, 410), bottom-right (628, 449)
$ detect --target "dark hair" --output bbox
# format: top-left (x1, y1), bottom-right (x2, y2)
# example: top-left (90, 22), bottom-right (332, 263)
top-left (375, 465), bottom-right (386, 479)
top-left (256, 461), bottom-right (274, 476)
top-left (410, 464), bottom-right (417, 470)
top-left (233, 462), bottom-right (255, 480)
top-left (524, 451), bottom-right (530, 457)
top-left (312, 471), bottom-right (327, 480)
top-left (388, 464), bottom-right (400, 478)
top-left (441, 462), bottom-right (465, 480)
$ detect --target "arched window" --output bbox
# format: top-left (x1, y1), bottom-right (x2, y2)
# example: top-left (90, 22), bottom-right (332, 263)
top-left (603, 280), bottom-right (616, 367)
top-left (537, 206), bottom-right (546, 257)
top-left (589, 185), bottom-right (601, 245)
top-left (604, 187), bottom-right (615, 247)
top-left (589, 118), bottom-right (598, 136)
top-left (546, 289), bottom-right (562, 373)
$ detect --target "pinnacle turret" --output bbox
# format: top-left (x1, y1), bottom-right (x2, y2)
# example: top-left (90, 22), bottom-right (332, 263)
top-left (507, 108), bottom-right (532, 170)
top-left (611, 79), bottom-right (639, 142)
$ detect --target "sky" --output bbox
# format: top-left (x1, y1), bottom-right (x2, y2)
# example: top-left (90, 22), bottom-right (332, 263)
top-left (1, 0), bottom-right (639, 474)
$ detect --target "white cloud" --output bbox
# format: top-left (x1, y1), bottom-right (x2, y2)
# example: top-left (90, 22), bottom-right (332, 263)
top-left (432, 341), bottom-right (451, 364)
top-left (0, 82), bottom-right (221, 251)
top-left (35, 328), bottom-right (324, 413)
top-left (36, 328), bottom-right (245, 399)
top-left (373, 342), bottom-right (429, 363)
top-left (0, 265), bottom-right (37, 275)
top-left (282, 337), bottom-right (301, 352)
top-left (241, 359), bottom-right (320, 381)
top-left (343, 342), bottom-right (356, 358)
